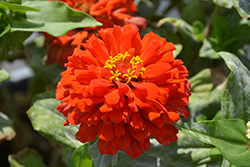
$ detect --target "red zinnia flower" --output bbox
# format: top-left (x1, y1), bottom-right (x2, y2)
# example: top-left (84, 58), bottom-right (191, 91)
top-left (56, 25), bottom-right (191, 159)
top-left (44, 0), bottom-right (147, 65)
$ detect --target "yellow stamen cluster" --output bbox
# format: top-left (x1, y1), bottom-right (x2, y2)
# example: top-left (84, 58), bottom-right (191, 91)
top-left (104, 52), bottom-right (145, 83)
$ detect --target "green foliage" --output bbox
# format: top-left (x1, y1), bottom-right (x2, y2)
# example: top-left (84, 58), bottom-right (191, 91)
top-left (8, 148), bottom-right (47, 167)
top-left (220, 52), bottom-right (250, 122)
top-left (10, 1), bottom-right (101, 36)
top-left (182, 119), bottom-right (250, 167)
top-left (27, 98), bottom-right (82, 149)
top-left (2, 0), bottom-right (250, 166)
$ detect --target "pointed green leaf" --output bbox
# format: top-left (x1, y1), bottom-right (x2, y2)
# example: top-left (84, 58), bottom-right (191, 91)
top-left (0, 69), bottom-right (10, 82)
top-left (211, 14), bottom-right (230, 44)
top-left (182, 119), bottom-right (250, 167)
top-left (72, 144), bottom-right (93, 167)
top-left (27, 98), bottom-right (82, 149)
top-left (10, 1), bottom-right (102, 36)
top-left (219, 52), bottom-right (250, 121)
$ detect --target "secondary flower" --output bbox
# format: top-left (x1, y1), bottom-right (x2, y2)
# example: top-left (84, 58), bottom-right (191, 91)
top-left (44, 0), bottom-right (147, 65)
top-left (56, 25), bottom-right (191, 159)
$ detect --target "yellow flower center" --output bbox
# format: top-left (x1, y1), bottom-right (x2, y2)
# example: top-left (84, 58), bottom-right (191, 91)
top-left (104, 52), bottom-right (145, 83)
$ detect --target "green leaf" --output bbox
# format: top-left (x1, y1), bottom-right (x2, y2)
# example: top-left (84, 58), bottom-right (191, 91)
top-left (0, 69), bottom-right (10, 82)
top-left (182, 119), bottom-right (250, 167)
top-left (88, 141), bottom-right (118, 167)
top-left (27, 98), bottom-right (82, 149)
top-left (0, 2), bottom-right (39, 12)
top-left (211, 14), bottom-right (230, 44)
top-left (219, 52), bottom-right (250, 122)
top-left (157, 17), bottom-right (199, 42)
top-left (192, 20), bottom-right (204, 42)
top-left (8, 148), bottom-right (47, 167)
top-left (173, 44), bottom-right (182, 58)
top-left (212, 0), bottom-right (238, 8)
top-left (72, 144), bottom-right (93, 167)
top-left (10, 1), bottom-right (102, 36)
top-left (0, 112), bottom-right (16, 141)
top-left (199, 37), bottom-right (223, 59)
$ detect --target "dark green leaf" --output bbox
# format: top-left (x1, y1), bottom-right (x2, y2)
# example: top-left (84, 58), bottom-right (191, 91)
top-left (211, 14), bottom-right (230, 44)
top-left (0, 18), bottom-right (11, 38)
top-left (0, 2), bottom-right (39, 12)
top-left (89, 140), bottom-right (118, 167)
top-left (0, 112), bottom-right (16, 141)
top-left (182, 119), bottom-right (250, 167)
top-left (8, 148), bottom-right (47, 167)
top-left (10, 1), bottom-right (102, 36)
top-left (0, 69), bottom-right (10, 82)
top-left (27, 98), bottom-right (82, 149)
top-left (72, 144), bottom-right (93, 167)
top-left (219, 52), bottom-right (250, 122)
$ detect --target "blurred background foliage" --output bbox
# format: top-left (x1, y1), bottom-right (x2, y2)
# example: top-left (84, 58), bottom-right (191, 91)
top-left (1, 0), bottom-right (250, 166)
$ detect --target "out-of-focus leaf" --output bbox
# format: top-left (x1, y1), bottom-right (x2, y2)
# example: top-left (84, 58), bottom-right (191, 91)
top-left (137, 0), bottom-right (159, 17)
top-left (10, 1), bottom-right (101, 36)
top-left (8, 148), bottom-right (47, 167)
top-left (0, 16), bottom-right (11, 38)
top-left (182, 119), bottom-right (250, 167)
top-left (192, 20), bottom-right (204, 42)
top-left (239, 0), bottom-right (250, 15)
top-left (0, 112), bottom-right (16, 141)
top-left (27, 98), bottom-right (82, 149)
top-left (182, 0), bottom-right (206, 24)
top-left (188, 68), bottom-right (226, 120)
top-left (211, 0), bottom-right (238, 8)
top-left (212, 14), bottom-right (230, 44)
top-left (157, 17), bottom-right (199, 42)
top-left (0, 36), bottom-right (9, 60)
top-left (199, 37), bottom-right (223, 59)
top-left (222, 158), bottom-right (237, 167)
top-left (189, 68), bottom-right (213, 90)
top-left (63, 147), bottom-right (74, 167)
top-left (32, 91), bottom-right (55, 103)
top-left (219, 52), bottom-right (250, 122)
top-left (0, 69), bottom-right (11, 82)
top-left (88, 141), bottom-right (118, 167)
top-left (72, 144), bottom-right (93, 167)
top-left (0, 2), bottom-right (39, 12)
top-left (173, 44), bottom-right (182, 58)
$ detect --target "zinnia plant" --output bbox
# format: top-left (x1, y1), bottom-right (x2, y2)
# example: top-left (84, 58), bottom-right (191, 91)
top-left (44, 0), bottom-right (147, 65)
top-left (56, 24), bottom-right (191, 159)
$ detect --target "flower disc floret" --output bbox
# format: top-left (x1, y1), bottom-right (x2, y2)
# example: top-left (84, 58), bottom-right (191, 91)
top-left (56, 25), bottom-right (191, 159)
top-left (104, 52), bottom-right (145, 83)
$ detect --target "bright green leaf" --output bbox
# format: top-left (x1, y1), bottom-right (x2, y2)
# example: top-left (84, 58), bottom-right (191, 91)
top-left (219, 52), bottom-right (250, 122)
top-left (8, 148), bottom-right (47, 167)
top-left (27, 98), bottom-right (82, 149)
top-left (0, 112), bottom-right (16, 141)
top-left (173, 44), bottom-right (182, 58)
top-left (192, 20), bottom-right (204, 42)
top-left (182, 119), bottom-right (250, 167)
top-left (0, 69), bottom-right (10, 82)
top-left (10, 1), bottom-right (102, 36)
top-left (88, 141), bottom-right (118, 167)
top-left (0, 2), bottom-right (39, 12)
top-left (72, 144), bottom-right (93, 167)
